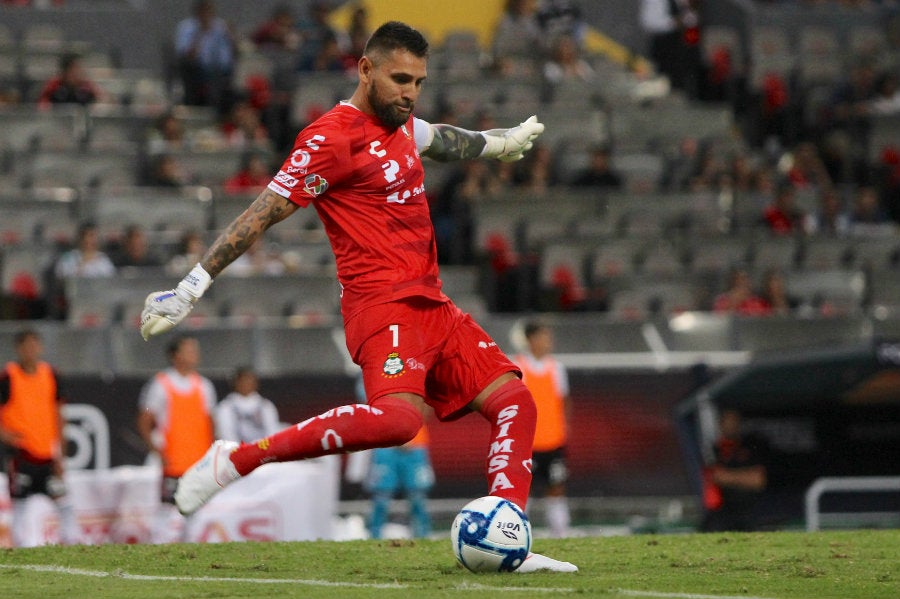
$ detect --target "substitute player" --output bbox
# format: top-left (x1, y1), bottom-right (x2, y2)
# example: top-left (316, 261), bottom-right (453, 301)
top-left (141, 21), bottom-right (575, 573)
top-left (513, 321), bottom-right (572, 538)
top-left (0, 329), bottom-right (79, 546)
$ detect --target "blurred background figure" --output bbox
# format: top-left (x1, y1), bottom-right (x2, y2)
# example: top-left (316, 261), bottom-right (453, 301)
top-left (354, 377), bottom-right (434, 540)
top-left (513, 320), bottom-right (572, 538)
top-left (701, 408), bottom-right (768, 532)
top-left (174, 0), bottom-right (236, 112)
top-left (37, 52), bottom-right (105, 109)
top-left (137, 335), bottom-right (216, 543)
top-left (110, 224), bottom-right (163, 269)
top-left (0, 329), bottom-right (79, 546)
top-left (215, 366), bottom-right (281, 443)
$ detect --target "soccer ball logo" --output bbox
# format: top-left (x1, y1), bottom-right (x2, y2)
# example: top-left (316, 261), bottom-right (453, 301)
top-left (450, 496), bottom-right (531, 573)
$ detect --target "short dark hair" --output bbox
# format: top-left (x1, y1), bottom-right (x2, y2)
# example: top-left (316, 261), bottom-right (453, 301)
top-left (364, 21), bottom-right (429, 60)
top-left (166, 334), bottom-right (195, 361)
top-left (14, 328), bottom-right (40, 347)
top-left (523, 321), bottom-right (548, 340)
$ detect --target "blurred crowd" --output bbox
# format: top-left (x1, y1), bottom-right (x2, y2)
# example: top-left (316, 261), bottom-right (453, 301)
top-left (1, 0), bottom-right (900, 321)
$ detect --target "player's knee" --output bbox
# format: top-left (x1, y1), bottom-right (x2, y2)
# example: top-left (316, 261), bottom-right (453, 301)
top-left (368, 394), bottom-right (424, 445)
top-left (482, 377), bottom-right (536, 420)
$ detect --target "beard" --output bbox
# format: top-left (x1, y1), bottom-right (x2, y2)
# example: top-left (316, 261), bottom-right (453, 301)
top-left (368, 81), bottom-right (412, 130)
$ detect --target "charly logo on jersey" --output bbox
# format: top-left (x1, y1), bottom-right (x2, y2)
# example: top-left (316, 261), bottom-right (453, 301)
top-left (400, 124), bottom-right (411, 139)
top-left (382, 352), bottom-right (405, 377)
top-left (303, 173), bottom-right (329, 196)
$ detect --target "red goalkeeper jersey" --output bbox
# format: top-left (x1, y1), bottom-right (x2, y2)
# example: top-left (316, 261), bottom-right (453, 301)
top-left (268, 102), bottom-right (448, 319)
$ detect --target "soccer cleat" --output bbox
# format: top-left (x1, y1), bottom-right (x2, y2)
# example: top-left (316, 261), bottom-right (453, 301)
top-left (514, 552), bottom-right (579, 573)
top-left (174, 440), bottom-right (241, 516)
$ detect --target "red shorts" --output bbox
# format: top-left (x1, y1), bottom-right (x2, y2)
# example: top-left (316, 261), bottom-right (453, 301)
top-left (343, 297), bottom-right (519, 421)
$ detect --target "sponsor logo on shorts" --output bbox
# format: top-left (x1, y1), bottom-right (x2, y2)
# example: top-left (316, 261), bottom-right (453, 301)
top-left (382, 352), bottom-right (405, 377)
top-left (274, 170), bottom-right (299, 188)
top-left (303, 173), bottom-right (329, 196)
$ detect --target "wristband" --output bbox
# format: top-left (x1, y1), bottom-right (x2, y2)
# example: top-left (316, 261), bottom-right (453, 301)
top-left (176, 263), bottom-right (212, 301)
top-left (480, 131), bottom-right (507, 159)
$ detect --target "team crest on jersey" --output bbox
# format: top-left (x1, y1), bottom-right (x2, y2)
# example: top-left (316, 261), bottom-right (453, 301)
top-left (382, 352), bottom-right (405, 377)
top-left (303, 173), bottom-right (329, 196)
top-left (400, 124), bottom-right (411, 139)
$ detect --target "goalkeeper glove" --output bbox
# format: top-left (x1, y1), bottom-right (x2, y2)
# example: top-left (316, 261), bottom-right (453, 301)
top-left (140, 263), bottom-right (212, 340)
top-left (480, 115), bottom-right (545, 162)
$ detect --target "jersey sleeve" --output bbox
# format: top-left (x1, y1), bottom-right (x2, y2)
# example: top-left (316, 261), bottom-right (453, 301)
top-left (413, 117), bottom-right (434, 153)
top-left (268, 120), bottom-right (351, 207)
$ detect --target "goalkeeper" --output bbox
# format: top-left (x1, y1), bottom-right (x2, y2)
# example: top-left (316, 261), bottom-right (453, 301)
top-left (141, 21), bottom-right (575, 573)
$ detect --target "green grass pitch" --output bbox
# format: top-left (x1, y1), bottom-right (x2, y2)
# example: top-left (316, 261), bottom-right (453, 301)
top-left (1, 530), bottom-right (897, 599)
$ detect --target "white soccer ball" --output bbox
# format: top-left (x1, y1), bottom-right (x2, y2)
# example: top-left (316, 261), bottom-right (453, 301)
top-left (450, 495), bottom-right (531, 573)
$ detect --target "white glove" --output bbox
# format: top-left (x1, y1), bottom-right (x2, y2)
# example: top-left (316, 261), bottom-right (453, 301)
top-left (140, 264), bottom-right (212, 340)
top-left (480, 115), bottom-right (545, 162)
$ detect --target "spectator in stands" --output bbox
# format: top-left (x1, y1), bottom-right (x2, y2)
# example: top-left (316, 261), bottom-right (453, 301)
top-left (220, 97), bottom-right (271, 149)
top-left (433, 159), bottom-right (507, 264)
top-left (512, 141), bottom-right (558, 192)
top-left (215, 367), bottom-right (281, 443)
top-left (300, 30), bottom-right (351, 73)
top-left (148, 153), bottom-right (190, 187)
top-left (342, 4), bottom-right (372, 65)
top-left (848, 184), bottom-right (894, 236)
top-left (758, 268), bottom-right (798, 316)
top-left (570, 144), bottom-right (623, 188)
top-left (37, 53), bottom-right (105, 109)
top-left (0, 329), bottom-right (79, 547)
top-left (639, 0), bottom-right (703, 98)
top-left (251, 4), bottom-right (300, 52)
top-left (536, 0), bottom-right (587, 49)
top-left (869, 71), bottom-right (900, 115)
top-left (224, 151), bottom-right (274, 195)
top-left (542, 32), bottom-right (594, 86)
top-left (174, 0), bottom-right (236, 112)
top-left (295, 0), bottom-right (339, 72)
top-left (661, 135), bottom-right (701, 191)
top-left (713, 266), bottom-right (770, 315)
top-left (146, 111), bottom-right (188, 155)
top-left (49, 220), bottom-right (115, 319)
top-left (166, 229), bottom-right (207, 276)
top-left (513, 320), bottom-right (572, 538)
top-left (491, 0), bottom-right (543, 69)
top-left (785, 141), bottom-right (833, 193)
top-left (110, 224), bottom-right (163, 269)
top-left (53, 221), bottom-right (115, 280)
top-left (701, 408), bottom-right (768, 532)
top-left (762, 181), bottom-right (808, 235)
top-left (137, 335), bottom-right (217, 543)
top-left (807, 186), bottom-right (851, 236)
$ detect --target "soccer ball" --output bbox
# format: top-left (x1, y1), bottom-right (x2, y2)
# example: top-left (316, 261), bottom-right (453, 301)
top-left (450, 496), bottom-right (531, 573)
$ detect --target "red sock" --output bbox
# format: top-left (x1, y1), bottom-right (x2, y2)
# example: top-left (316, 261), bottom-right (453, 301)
top-left (230, 395), bottom-right (423, 476)
top-left (479, 378), bottom-right (537, 510)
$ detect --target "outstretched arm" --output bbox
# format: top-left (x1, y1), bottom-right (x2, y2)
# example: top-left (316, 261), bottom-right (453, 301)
top-left (201, 188), bottom-right (298, 277)
top-left (140, 189), bottom-right (298, 339)
top-left (421, 115), bottom-right (545, 163)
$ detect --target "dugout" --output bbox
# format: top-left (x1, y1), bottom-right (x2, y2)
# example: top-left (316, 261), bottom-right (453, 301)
top-left (675, 340), bottom-right (900, 530)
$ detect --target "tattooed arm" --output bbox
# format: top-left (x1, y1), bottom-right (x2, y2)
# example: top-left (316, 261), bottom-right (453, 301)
top-left (420, 124), bottom-right (487, 162)
top-left (201, 189), bottom-right (298, 277)
top-left (420, 116), bottom-right (545, 163)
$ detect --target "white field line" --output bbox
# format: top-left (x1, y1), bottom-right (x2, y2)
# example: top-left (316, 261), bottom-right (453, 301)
top-left (0, 564), bottom-right (782, 598)
top-left (616, 589), bottom-right (778, 599)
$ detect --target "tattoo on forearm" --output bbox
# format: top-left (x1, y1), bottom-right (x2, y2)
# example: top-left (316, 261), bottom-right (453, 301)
top-left (425, 125), bottom-right (487, 162)
top-left (201, 189), bottom-right (296, 277)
